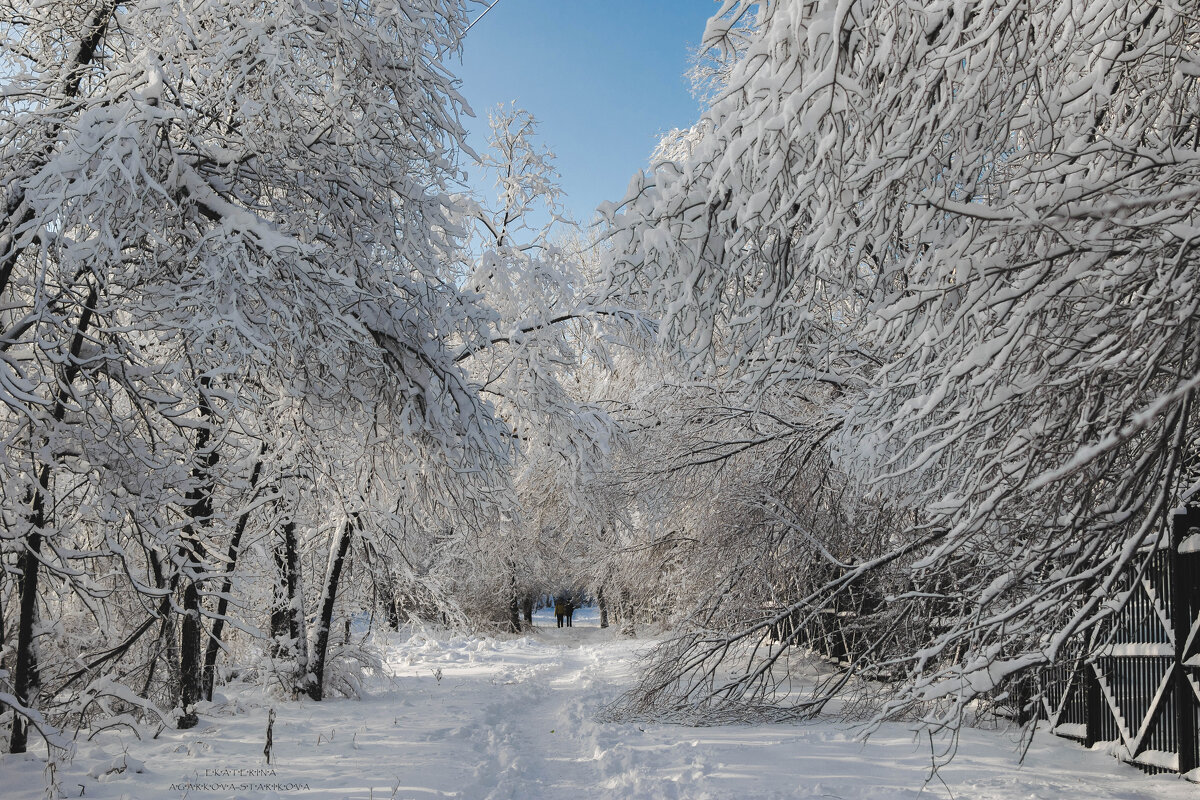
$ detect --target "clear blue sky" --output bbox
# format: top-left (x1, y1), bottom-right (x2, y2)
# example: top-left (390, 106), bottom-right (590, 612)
top-left (453, 0), bottom-right (719, 226)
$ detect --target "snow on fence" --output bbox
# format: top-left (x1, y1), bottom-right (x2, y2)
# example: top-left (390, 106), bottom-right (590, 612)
top-left (1041, 505), bottom-right (1200, 779)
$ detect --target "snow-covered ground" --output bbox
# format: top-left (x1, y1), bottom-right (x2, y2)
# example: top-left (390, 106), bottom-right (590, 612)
top-left (3, 606), bottom-right (1193, 799)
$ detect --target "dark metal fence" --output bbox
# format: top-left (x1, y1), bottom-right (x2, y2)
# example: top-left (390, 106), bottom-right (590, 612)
top-left (763, 505), bottom-right (1200, 779)
top-left (1041, 505), bottom-right (1200, 776)
top-left (765, 574), bottom-right (880, 667)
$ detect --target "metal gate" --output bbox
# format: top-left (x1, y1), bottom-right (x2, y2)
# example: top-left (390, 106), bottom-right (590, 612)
top-left (1042, 505), bottom-right (1200, 776)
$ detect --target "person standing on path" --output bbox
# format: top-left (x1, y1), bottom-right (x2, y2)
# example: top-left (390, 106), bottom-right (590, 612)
top-left (565, 598), bottom-right (575, 627)
top-left (554, 598), bottom-right (566, 628)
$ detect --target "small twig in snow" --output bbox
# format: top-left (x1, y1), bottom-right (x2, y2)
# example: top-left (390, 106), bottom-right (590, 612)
top-left (263, 708), bottom-right (277, 764)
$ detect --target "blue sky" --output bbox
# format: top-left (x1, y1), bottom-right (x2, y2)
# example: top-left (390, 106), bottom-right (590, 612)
top-left (453, 0), bottom-right (718, 226)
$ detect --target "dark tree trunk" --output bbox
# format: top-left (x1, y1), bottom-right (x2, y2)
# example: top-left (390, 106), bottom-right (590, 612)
top-left (598, 587), bottom-right (609, 629)
top-left (270, 531), bottom-right (291, 650)
top-left (0, 579), bottom-right (6, 677)
top-left (521, 594), bottom-right (534, 625)
top-left (10, 284), bottom-right (97, 753)
top-left (283, 523), bottom-right (305, 658)
top-left (141, 550), bottom-right (178, 702)
top-left (508, 594), bottom-right (521, 633)
top-left (9, 485), bottom-right (45, 755)
top-left (178, 581), bottom-right (203, 729)
top-left (384, 587), bottom-right (402, 630)
top-left (506, 564), bottom-right (521, 634)
top-left (269, 519), bottom-right (308, 695)
top-left (308, 517), bottom-right (355, 701)
top-left (618, 588), bottom-right (634, 636)
top-left (362, 540), bottom-right (400, 631)
top-left (178, 375), bottom-right (218, 729)
top-left (203, 450), bottom-right (266, 700)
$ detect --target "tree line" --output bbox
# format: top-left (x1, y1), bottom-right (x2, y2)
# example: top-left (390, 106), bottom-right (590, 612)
top-left (592, 0), bottom-right (1200, 733)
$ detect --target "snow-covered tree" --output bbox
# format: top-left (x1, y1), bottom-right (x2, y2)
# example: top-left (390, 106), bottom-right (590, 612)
top-left (0, 0), bottom-right (513, 749)
top-left (603, 0), bottom-right (1200, 731)
top-left (452, 106), bottom-right (626, 630)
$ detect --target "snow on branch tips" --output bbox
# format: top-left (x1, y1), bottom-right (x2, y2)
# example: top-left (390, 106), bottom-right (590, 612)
top-left (596, 0), bottom-right (1200, 735)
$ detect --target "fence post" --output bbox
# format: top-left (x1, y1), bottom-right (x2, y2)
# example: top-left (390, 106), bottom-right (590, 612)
top-left (1171, 507), bottom-right (1198, 774)
top-left (1084, 657), bottom-right (1102, 748)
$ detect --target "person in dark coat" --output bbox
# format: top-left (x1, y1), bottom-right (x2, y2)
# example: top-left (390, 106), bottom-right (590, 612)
top-left (565, 598), bottom-right (575, 627)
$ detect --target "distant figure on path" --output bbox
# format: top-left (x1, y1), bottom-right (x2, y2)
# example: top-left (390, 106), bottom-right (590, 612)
top-left (554, 598), bottom-right (566, 628)
top-left (565, 599), bottom-right (575, 627)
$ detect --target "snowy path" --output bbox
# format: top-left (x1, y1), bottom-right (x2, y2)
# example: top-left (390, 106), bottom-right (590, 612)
top-left (3, 608), bottom-right (1195, 799)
